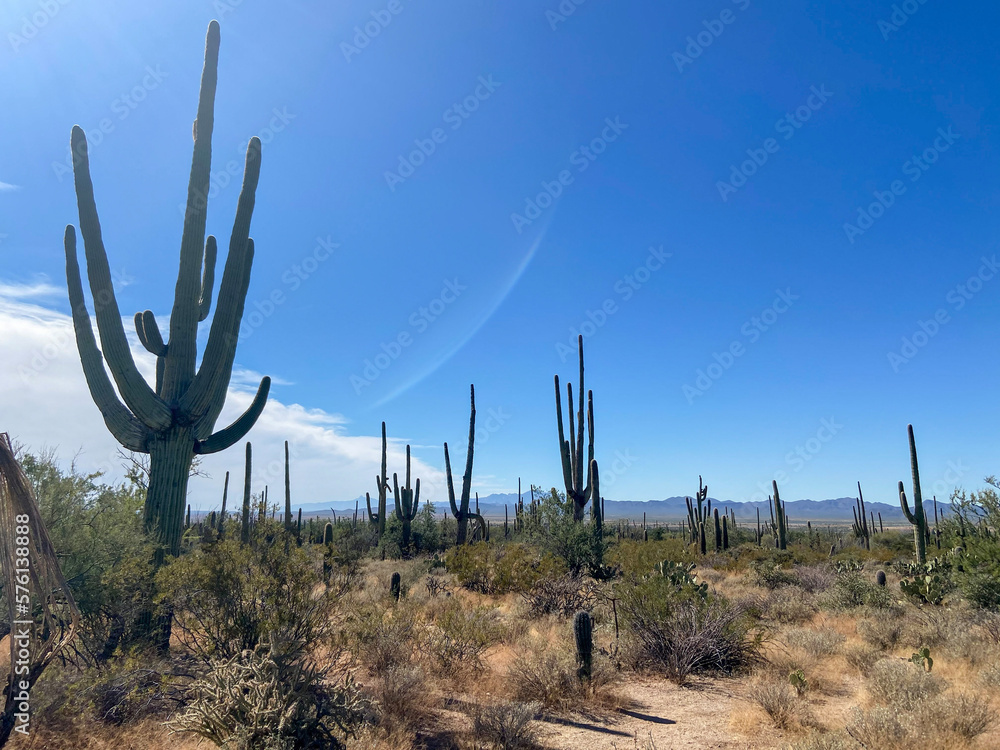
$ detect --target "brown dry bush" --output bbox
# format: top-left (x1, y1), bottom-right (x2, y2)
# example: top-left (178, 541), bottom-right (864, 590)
top-left (794, 565), bottom-right (836, 594)
top-left (844, 643), bottom-right (882, 675)
top-left (920, 692), bottom-right (995, 741)
top-left (761, 589), bottom-right (819, 624)
top-left (344, 602), bottom-right (418, 676)
top-left (783, 626), bottom-right (845, 658)
top-left (746, 676), bottom-right (803, 730)
top-left (506, 651), bottom-right (617, 713)
top-left (846, 705), bottom-right (908, 750)
top-left (865, 658), bottom-right (942, 710)
top-left (471, 701), bottom-right (541, 750)
top-left (857, 614), bottom-right (903, 651)
top-left (368, 666), bottom-right (435, 731)
top-left (426, 601), bottom-right (505, 674)
top-left (785, 730), bottom-right (857, 750)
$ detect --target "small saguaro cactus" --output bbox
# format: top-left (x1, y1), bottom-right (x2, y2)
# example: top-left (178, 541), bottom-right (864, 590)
top-left (366, 422), bottom-right (390, 542)
top-left (393, 445), bottom-right (421, 552)
top-left (899, 424), bottom-right (928, 564)
top-left (876, 570), bottom-right (887, 587)
top-left (390, 571), bottom-right (402, 602)
top-left (555, 335), bottom-right (595, 522)
top-left (573, 610), bottom-right (593, 681)
top-left (323, 521), bottom-right (334, 545)
top-left (713, 508), bottom-right (722, 551)
top-left (64, 21), bottom-right (271, 561)
top-left (241, 442), bottom-right (252, 545)
top-left (445, 385), bottom-right (487, 545)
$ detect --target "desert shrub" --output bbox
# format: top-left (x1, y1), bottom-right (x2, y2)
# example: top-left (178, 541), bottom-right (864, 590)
top-left (826, 572), bottom-right (893, 610)
top-left (170, 643), bottom-right (369, 749)
top-left (526, 488), bottom-right (611, 577)
top-left (980, 661), bottom-right (1000, 687)
top-left (845, 706), bottom-right (907, 750)
top-left (90, 666), bottom-right (169, 726)
top-left (865, 658), bottom-right (942, 710)
top-left (24, 452), bottom-right (155, 660)
top-left (507, 651), bottom-right (614, 711)
top-left (618, 576), bottom-right (761, 683)
top-left (446, 542), bottom-right (565, 595)
top-left (856, 614), bottom-right (903, 651)
top-left (746, 676), bottom-right (800, 729)
top-left (749, 560), bottom-right (799, 590)
top-left (961, 572), bottom-right (1000, 611)
top-left (157, 538), bottom-right (334, 664)
top-left (920, 692), bottom-right (995, 741)
top-left (343, 602), bottom-right (417, 675)
top-left (898, 608), bottom-right (955, 650)
top-left (472, 701), bottom-right (541, 750)
top-left (607, 538), bottom-right (693, 577)
top-left (520, 575), bottom-right (597, 618)
top-left (427, 601), bottom-right (505, 673)
top-left (786, 730), bottom-right (857, 750)
top-left (844, 643), bottom-right (882, 675)
top-left (369, 666), bottom-right (431, 729)
top-left (783, 627), bottom-right (845, 658)
top-left (759, 589), bottom-right (818, 624)
top-left (794, 565), bottom-right (836, 594)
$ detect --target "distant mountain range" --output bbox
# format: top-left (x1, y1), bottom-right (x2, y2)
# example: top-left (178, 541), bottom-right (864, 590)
top-left (197, 492), bottom-right (908, 524)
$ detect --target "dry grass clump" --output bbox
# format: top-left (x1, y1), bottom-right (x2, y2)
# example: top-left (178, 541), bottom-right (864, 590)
top-left (856, 614), bottom-right (903, 651)
top-left (344, 602), bottom-right (418, 676)
top-left (844, 643), bottom-right (882, 675)
top-left (783, 626), bottom-right (845, 658)
top-left (980, 660), bottom-right (1000, 688)
top-left (425, 601), bottom-right (505, 674)
top-left (921, 692), bottom-right (995, 741)
top-left (761, 589), bottom-right (819, 624)
top-left (368, 665), bottom-right (435, 731)
top-left (784, 730), bottom-right (857, 750)
top-left (865, 658), bottom-right (942, 710)
top-left (794, 565), bottom-right (836, 594)
top-left (746, 674), bottom-right (809, 730)
top-left (471, 701), bottom-right (541, 750)
top-left (506, 650), bottom-right (618, 713)
top-left (845, 705), bottom-right (908, 749)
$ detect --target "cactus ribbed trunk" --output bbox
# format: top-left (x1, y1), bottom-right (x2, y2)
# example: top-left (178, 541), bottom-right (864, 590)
top-left (446, 385), bottom-right (486, 545)
top-left (899, 424), bottom-right (927, 563)
top-left (145, 429), bottom-right (196, 560)
top-left (555, 335), bottom-right (595, 522)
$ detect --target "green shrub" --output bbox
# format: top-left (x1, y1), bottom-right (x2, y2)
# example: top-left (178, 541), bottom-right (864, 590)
top-left (157, 539), bottom-right (333, 664)
top-left (446, 542), bottom-right (565, 595)
top-left (749, 560), bottom-right (799, 590)
top-left (962, 572), bottom-right (1000, 611)
top-left (826, 572), bottom-right (894, 610)
top-left (618, 576), bottom-right (761, 683)
top-left (428, 601), bottom-right (505, 673)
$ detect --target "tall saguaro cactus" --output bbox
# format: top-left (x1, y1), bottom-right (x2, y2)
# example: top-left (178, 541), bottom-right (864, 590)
top-left (241, 442), bottom-right (252, 545)
top-left (555, 335), bottom-right (595, 521)
top-left (852, 481), bottom-right (870, 550)
top-left (768, 480), bottom-right (788, 550)
top-left (64, 21), bottom-right (270, 560)
top-left (685, 476), bottom-right (710, 547)
top-left (393, 445), bottom-right (421, 552)
top-left (899, 423), bottom-right (927, 563)
top-left (366, 422), bottom-right (390, 541)
top-left (445, 385), bottom-right (486, 545)
top-left (283, 441), bottom-right (293, 534)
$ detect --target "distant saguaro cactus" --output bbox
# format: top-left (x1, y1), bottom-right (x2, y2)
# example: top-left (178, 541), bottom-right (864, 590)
top-left (899, 424), bottom-right (927, 564)
top-left (217, 470), bottom-right (228, 539)
top-left (64, 21), bottom-right (270, 560)
top-left (445, 385), bottom-right (487, 545)
top-left (283, 441), bottom-right (293, 535)
top-left (366, 422), bottom-right (390, 542)
top-left (393, 445), bottom-right (421, 552)
top-left (768, 481), bottom-right (788, 551)
top-left (685, 476), bottom-right (710, 548)
top-left (554, 335), bottom-right (595, 521)
top-left (852, 481), bottom-right (870, 550)
top-left (241, 442), bottom-right (252, 545)
top-left (574, 611), bottom-right (593, 681)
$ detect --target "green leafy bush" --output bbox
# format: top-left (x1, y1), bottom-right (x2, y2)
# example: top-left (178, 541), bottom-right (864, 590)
top-left (446, 542), bottom-right (565, 595)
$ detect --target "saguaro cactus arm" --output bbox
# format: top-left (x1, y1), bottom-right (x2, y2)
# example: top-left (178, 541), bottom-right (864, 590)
top-left (194, 376), bottom-right (271, 454)
top-left (64, 228), bottom-right (151, 452)
top-left (68, 128), bottom-right (171, 430)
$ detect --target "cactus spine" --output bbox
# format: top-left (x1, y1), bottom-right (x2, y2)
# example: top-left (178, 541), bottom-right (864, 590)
top-left (393, 445), bottom-right (421, 552)
top-left (899, 423), bottom-right (927, 563)
top-left (574, 611), bottom-right (593, 681)
top-left (445, 385), bottom-right (486, 545)
top-left (555, 335), bottom-right (595, 522)
top-left (366, 421), bottom-right (389, 541)
top-left (64, 22), bottom-right (270, 560)
top-left (241, 441), bottom-right (252, 544)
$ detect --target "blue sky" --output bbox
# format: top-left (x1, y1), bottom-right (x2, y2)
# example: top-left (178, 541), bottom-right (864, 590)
top-left (1, 0), bottom-right (998, 509)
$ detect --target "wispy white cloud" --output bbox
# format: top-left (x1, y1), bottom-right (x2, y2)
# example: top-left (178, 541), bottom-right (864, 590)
top-left (0, 279), bottom-right (61, 299)
top-left (0, 181), bottom-right (21, 192)
top-left (0, 282), bottom-right (445, 509)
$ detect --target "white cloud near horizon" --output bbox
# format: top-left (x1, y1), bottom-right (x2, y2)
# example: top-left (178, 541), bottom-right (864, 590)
top-left (0, 285), bottom-right (452, 510)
